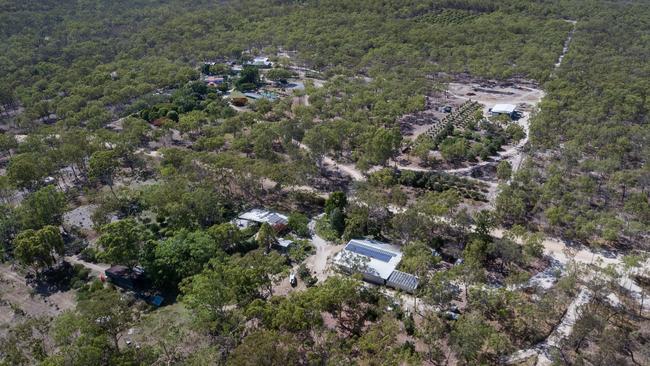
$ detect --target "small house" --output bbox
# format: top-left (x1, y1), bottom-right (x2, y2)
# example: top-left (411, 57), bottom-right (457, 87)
top-left (237, 208), bottom-right (289, 232)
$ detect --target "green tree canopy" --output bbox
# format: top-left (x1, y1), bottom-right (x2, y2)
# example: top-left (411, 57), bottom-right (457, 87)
top-left (496, 160), bottom-right (513, 181)
top-left (325, 191), bottom-right (347, 216)
top-left (257, 222), bottom-right (278, 253)
top-left (235, 66), bottom-right (260, 91)
top-left (288, 212), bottom-right (310, 238)
top-left (48, 288), bottom-right (149, 365)
top-left (88, 150), bottom-right (119, 197)
top-left (13, 225), bottom-right (64, 273)
top-left (18, 185), bottom-right (66, 230)
top-left (149, 229), bottom-right (225, 289)
top-left (6, 153), bottom-right (50, 190)
top-left (266, 68), bottom-right (295, 83)
top-left (97, 219), bottom-right (149, 268)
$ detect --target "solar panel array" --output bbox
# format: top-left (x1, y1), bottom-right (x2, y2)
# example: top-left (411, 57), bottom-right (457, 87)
top-left (346, 242), bottom-right (397, 263)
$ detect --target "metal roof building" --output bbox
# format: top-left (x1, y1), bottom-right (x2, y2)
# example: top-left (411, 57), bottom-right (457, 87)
top-left (238, 208), bottom-right (288, 231)
top-left (387, 270), bottom-right (420, 293)
top-left (490, 103), bottom-right (518, 117)
top-left (250, 56), bottom-right (272, 67)
top-left (276, 238), bottom-right (294, 249)
top-left (333, 239), bottom-right (419, 293)
top-left (104, 265), bottom-right (147, 291)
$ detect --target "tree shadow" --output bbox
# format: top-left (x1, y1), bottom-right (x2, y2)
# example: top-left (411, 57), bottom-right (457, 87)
top-left (26, 261), bottom-right (88, 297)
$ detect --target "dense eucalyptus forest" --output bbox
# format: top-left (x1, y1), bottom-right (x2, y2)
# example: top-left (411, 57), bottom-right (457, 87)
top-left (0, 1), bottom-right (649, 365)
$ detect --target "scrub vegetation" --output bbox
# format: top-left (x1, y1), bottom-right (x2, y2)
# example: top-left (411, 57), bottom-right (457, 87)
top-left (0, 1), bottom-right (649, 365)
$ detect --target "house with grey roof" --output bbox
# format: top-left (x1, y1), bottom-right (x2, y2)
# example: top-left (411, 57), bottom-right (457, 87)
top-left (333, 239), bottom-right (419, 293)
top-left (237, 208), bottom-right (289, 232)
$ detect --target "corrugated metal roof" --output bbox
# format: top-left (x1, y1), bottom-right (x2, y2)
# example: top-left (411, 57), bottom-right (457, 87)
top-left (244, 92), bottom-right (262, 99)
top-left (277, 238), bottom-right (293, 248)
top-left (387, 270), bottom-right (419, 292)
top-left (239, 209), bottom-right (288, 226)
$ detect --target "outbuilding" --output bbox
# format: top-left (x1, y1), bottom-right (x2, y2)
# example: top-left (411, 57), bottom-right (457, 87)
top-left (103, 266), bottom-right (164, 307)
top-left (104, 265), bottom-right (147, 291)
top-left (229, 91), bottom-right (249, 106)
top-left (490, 104), bottom-right (518, 118)
top-left (275, 238), bottom-right (294, 253)
top-left (250, 56), bottom-right (272, 67)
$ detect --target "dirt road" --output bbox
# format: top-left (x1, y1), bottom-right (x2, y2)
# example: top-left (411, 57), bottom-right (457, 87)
top-left (304, 216), bottom-right (345, 281)
top-left (507, 287), bottom-right (593, 366)
top-left (65, 256), bottom-right (110, 276)
top-left (322, 157), bottom-right (365, 181)
top-left (294, 140), bottom-right (366, 181)
top-left (554, 20), bottom-right (577, 69)
top-left (273, 216), bottom-right (344, 295)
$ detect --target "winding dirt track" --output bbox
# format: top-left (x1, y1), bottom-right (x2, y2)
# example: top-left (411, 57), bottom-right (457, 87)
top-left (64, 256), bottom-right (110, 276)
top-left (501, 19), bottom-right (650, 365)
top-left (298, 19), bottom-right (647, 364)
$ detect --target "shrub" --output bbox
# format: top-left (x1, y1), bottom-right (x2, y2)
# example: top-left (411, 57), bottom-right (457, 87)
top-left (79, 247), bottom-right (98, 263)
top-left (329, 208), bottom-right (345, 236)
top-left (297, 263), bottom-right (318, 287)
top-left (315, 215), bottom-right (340, 242)
top-left (288, 212), bottom-right (310, 237)
top-left (404, 313), bottom-right (416, 336)
top-left (288, 240), bottom-right (314, 263)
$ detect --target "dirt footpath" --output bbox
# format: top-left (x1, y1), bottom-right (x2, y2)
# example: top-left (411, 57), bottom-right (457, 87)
top-left (65, 255), bottom-right (110, 277)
